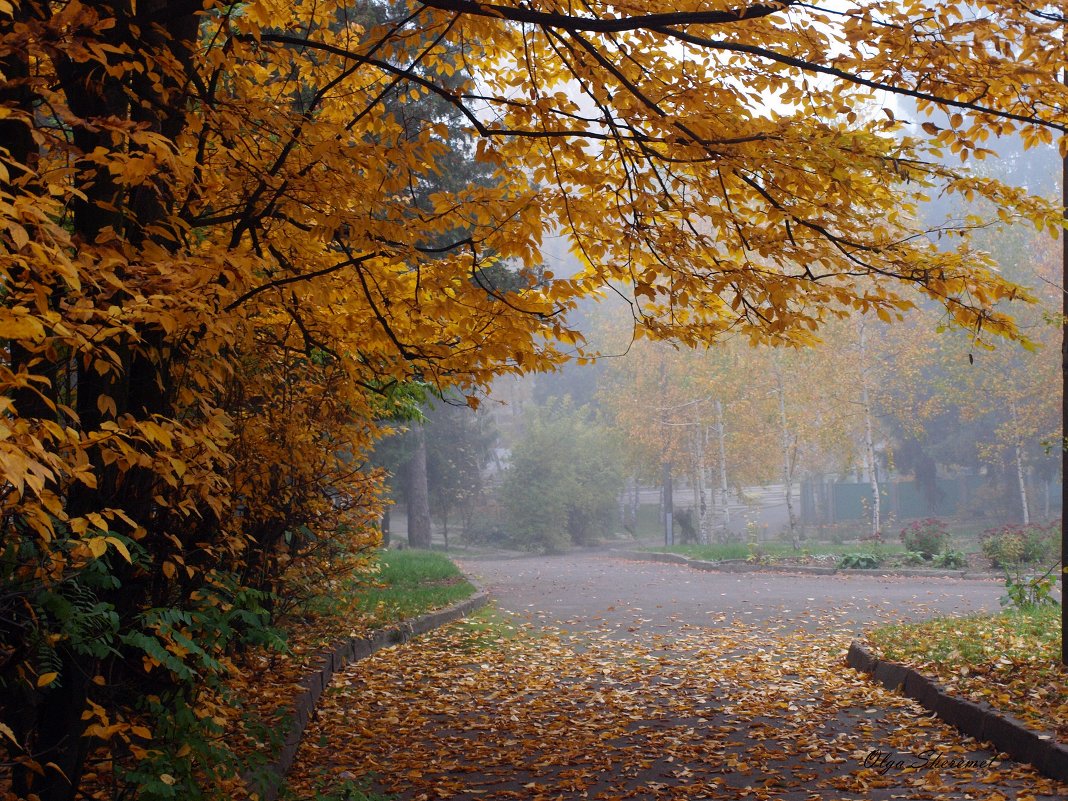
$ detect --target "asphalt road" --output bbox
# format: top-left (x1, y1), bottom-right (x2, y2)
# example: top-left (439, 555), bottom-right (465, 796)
top-left (289, 552), bottom-right (1065, 801)
top-left (456, 553), bottom-right (1004, 636)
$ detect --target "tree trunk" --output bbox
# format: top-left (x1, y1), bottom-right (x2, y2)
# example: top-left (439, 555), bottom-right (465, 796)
top-left (1009, 399), bottom-right (1030, 525)
top-left (631, 477), bottom-right (640, 535)
top-left (697, 430), bottom-right (712, 545)
top-left (688, 426), bottom-right (707, 545)
top-left (858, 320), bottom-right (882, 539)
top-left (21, 8), bottom-right (201, 797)
top-left (1062, 65), bottom-right (1067, 665)
top-left (1014, 446), bottom-right (1030, 526)
top-left (662, 461), bottom-right (674, 546)
top-left (407, 424), bottom-right (432, 548)
top-left (775, 365), bottom-right (799, 548)
top-left (715, 399), bottom-right (731, 540)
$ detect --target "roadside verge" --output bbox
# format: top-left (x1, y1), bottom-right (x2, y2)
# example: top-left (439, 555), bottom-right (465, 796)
top-left (613, 548), bottom-right (1000, 579)
top-left (246, 587), bottom-right (490, 801)
top-left (846, 640), bottom-right (1068, 782)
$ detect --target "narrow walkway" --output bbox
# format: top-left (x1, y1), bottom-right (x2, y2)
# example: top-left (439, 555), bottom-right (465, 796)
top-left (287, 554), bottom-right (1064, 800)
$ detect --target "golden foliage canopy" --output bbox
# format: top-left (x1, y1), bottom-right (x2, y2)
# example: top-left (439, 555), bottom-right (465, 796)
top-left (0, 0), bottom-right (1065, 797)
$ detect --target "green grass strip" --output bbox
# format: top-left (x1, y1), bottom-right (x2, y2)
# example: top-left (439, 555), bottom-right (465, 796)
top-left (867, 604), bottom-right (1060, 669)
top-left (354, 549), bottom-right (476, 625)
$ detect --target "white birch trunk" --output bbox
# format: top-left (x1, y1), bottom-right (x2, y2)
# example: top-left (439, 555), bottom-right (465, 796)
top-left (775, 364), bottom-right (799, 548)
top-left (858, 320), bottom-right (881, 538)
top-left (697, 427), bottom-right (712, 544)
top-left (715, 399), bottom-right (731, 539)
top-left (1010, 400), bottom-right (1030, 524)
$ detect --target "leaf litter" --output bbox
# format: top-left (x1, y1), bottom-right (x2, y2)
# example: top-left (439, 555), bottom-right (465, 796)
top-left (287, 607), bottom-right (1066, 800)
top-left (866, 606), bottom-right (1066, 741)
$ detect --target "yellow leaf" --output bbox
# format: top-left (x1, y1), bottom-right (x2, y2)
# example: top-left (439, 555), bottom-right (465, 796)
top-left (9, 223), bottom-right (28, 249)
top-left (0, 722), bottom-right (18, 744)
top-left (105, 536), bottom-right (133, 563)
top-left (96, 394), bottom-right (117, 418)
top-left (0, 309), bottom-right (45, 341)
top-left (37, 672), bottom-right (59, 688)
top-left (87, 538), bottom-right (108, 558)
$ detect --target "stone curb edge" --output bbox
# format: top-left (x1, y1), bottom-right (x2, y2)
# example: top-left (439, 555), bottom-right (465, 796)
top-left (245, 586), bottom-right (490, 801)
top-left (611, 549), bottom-right (1001, 580)
top-left (846, 640), bottom-right (1068, 783)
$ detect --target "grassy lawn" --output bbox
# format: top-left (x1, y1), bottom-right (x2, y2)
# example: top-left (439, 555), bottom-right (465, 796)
top-left (353, 548), bottom-right (477, 625)
top-left (865, 604), bottom-right (1067, 741)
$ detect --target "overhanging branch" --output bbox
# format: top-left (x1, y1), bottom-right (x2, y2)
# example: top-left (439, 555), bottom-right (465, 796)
top-left (417, 0), bottom-right (797, 32)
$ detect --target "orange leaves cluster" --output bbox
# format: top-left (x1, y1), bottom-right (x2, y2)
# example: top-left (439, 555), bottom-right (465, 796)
top-left (1, 0), bottom-right (575, 793)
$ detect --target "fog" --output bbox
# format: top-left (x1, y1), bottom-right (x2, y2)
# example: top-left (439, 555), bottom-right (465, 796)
top-left (381, 145), bottom-right (1061, 582)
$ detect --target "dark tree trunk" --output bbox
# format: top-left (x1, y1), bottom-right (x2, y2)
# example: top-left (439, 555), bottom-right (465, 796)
top-left (12, 5), bottom-right (203, 797)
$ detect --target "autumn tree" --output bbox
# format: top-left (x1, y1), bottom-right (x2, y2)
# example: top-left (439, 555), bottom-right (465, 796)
top-left (0, 2), bottom-right (562, 796)
top-left (597, 333), bottom-right (776, 542)
top-left (2, 0), bottom-right (1067, 796)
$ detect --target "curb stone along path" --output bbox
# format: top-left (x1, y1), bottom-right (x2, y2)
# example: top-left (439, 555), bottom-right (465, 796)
top-left (846, 640), bottom-right (1068, 783)
top-left (245, 588), bottom-right (490, 801)
top-left (613, 548), bottom-right (1002, 579)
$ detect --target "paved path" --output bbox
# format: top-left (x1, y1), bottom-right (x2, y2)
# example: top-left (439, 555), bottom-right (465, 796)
top-left (289, 553), bottom-right (1064, 800)
top-left (456, 553), bottom-right (1003, 635)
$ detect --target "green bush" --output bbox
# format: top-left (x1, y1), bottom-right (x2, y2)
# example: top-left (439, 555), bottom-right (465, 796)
top-left (901, 550), bottom-right (928, 566)
top-left (839, 552), bottom-right (882, 569)
top-left (746, 542), bottom-right (770, 565)
top-left (980, 522), bottom-right (1058, 568)
top-left (1000, 563), bottom-right (1059, 610)
top-left (499, 401), bottom-right (624, 552)
top-left (932, 549), bottom-right (968, 569)
top-left (899, 518), bottom-right (950, 559)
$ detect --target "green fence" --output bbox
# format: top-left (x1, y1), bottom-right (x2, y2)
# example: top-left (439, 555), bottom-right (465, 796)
top-left (800, 475), bottom-right (1061, 523)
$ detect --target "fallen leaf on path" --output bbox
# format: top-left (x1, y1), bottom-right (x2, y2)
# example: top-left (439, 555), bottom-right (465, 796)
top-left (287, 610), bottom-right (1066, 800)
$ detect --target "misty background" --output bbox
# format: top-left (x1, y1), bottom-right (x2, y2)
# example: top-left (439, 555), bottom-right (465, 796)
top-left (372, 136), bottom-right (1062, 568)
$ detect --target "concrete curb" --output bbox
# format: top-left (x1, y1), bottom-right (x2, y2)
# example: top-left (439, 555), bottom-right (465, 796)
top-left (246, 587), bottom-right (490, 801)
top-left (846, 640), bottom-right (1068, 783)
top-left (611, 549), bottom-right (1000, 580)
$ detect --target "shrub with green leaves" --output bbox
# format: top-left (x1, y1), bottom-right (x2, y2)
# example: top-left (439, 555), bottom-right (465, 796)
top-left (898, 518), bottom-right (950, 559)
top-left (838, 553), bottom-right (882, 570)
top-left (1000, 563), bottom-right (1059, 610)
top-left (901, 550), bottom-right (928, 566)
top-left (932, 549), bottom-right (968, 570)
top-left (500, 401), bottom-right (624, 552)
top-left (980, 521), bottom-right (1059, 568)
